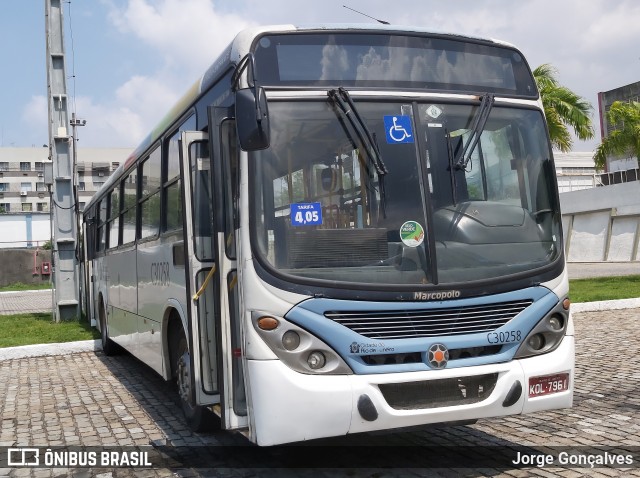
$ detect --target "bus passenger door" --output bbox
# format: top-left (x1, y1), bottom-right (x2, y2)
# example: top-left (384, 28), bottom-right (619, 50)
top-left (180, 131), bottom-right (220, 407)
top-left (209, 106), bottom-right (248, 431)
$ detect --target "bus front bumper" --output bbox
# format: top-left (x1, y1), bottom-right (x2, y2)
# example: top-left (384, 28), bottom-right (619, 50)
top-left (246, 335), bottom-right (574, 446)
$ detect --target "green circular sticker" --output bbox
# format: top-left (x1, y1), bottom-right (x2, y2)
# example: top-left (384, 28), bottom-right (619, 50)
top-left (400, 221), bottom-right (425, 247)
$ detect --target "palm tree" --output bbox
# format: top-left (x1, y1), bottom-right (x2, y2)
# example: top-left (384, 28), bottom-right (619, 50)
top-left (593, 100), bottom-right (640, 169)
top-left (533, 64), bottom-right (595, 152)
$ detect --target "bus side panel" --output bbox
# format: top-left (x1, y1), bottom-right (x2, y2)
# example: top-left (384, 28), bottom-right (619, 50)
top-left (137, 234), bottom-right (187, 376)
top-left (106, 247), bottom-right (138, 353)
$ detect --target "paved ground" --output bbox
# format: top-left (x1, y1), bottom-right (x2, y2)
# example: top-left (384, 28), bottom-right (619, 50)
top-left (0, 265), bottom-right (638, 476)
top-left (0, 307), bottom-right (639, 476)
top-left (567, 262), bottom-right (640, 279)
top-left (0, 290), bottom-right (53, 316)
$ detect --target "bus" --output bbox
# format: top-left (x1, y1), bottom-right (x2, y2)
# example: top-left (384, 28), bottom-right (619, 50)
top-left (81, 24), bottom-right (574, 446)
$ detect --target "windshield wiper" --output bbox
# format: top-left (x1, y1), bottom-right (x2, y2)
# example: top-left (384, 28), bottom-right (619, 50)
top-left (328, 88), bottom-right (388, 176)
top-left (328, 87), bottom-right (388, 216)
top-left (445, 127), bottom-right (459, 206)
top-left (455, 93), bottom-right (494, 171)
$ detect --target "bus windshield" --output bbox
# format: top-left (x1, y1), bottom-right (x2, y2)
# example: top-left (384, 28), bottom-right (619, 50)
top-left (250, 99), bottom-right (562, 286)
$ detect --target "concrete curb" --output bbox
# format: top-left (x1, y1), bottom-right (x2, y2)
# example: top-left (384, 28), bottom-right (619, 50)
top-left (0, 339), bottom-right (102, 361)
top-left (0, 289), bottom-right (52, 295)
top-left (0, 299), bottom-right (638, 362)
top-left (571, 297), bottom-right (640, 313)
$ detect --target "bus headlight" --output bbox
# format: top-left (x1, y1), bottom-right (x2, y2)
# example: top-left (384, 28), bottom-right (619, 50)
top-left (251, 311), bottom-right (352, 375)
top-left (282, 330), bottom-right (300, 351)
top-left (527, 333), bottom-right (545, 351)
top-left (514, 300), bottom-right (568, 359)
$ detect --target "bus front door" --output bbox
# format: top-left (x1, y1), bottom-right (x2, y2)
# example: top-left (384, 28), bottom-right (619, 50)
top-left (180, 130), bottom-right (246, 431)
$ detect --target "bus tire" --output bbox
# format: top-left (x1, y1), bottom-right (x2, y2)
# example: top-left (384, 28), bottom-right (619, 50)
top-left (174, 334), bottom-right (216, 432)
top-left (99, 301), bottom-right (119, 356)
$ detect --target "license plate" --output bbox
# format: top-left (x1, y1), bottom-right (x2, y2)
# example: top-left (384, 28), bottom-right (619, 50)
top-left (528, 373), bottom-right (570, 397)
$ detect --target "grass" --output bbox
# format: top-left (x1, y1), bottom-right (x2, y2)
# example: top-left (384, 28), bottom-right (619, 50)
top-left (569, 275), bottom-right (640, 303)
top-left (0, 281), bottom-right (52, 292)
top-left (0, 313), bottom-right (99, 348)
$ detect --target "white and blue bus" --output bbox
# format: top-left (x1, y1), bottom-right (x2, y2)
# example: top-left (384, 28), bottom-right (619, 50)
top-left (81, 24), bottom-right (574, 446)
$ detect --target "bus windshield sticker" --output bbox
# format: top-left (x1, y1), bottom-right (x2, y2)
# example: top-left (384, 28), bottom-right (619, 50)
top-left (384, 115), bottom-right (414, 144)
top-left (426, 105), bottom-right (442, 119)
top-left (291, 203), bottom-right (322, 226)
top-left (400, 221), bottom-right (425, 247)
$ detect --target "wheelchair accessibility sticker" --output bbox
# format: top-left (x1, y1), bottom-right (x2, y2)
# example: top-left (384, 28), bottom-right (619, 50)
top-left (384, 115), bottom-right (414, 144)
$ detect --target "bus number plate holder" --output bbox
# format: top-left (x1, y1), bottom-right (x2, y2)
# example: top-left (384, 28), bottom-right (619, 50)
top-left (528, 372), bottom-right (569, 398)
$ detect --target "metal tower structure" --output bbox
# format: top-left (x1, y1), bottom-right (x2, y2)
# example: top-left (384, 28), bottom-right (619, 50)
top-left (45, 0), bottom-right (79, 321)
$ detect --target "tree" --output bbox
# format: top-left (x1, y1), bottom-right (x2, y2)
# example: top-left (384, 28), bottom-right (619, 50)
top-left (533, 64), bottom-right (595, 152)
top-left (593, 101), bottom-right (640, 169)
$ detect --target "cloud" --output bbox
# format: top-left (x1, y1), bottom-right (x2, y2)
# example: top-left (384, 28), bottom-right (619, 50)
top-left (24, 0), bottom-right (258, 148)
top-left (21, 95), bottom-right (48, 130)
top-left (72, 74), bottom-right (178, 147)
top-left (19, 0), bottom-right (639, 152)
top-left (109, 0), bottom-right (256, 77)
top-left (100, 0), bottom-right (257, 145)
top-left (21, 74), bottom-right (176, 148)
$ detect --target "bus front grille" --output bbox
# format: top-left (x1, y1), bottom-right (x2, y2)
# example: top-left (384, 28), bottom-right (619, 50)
top-left (325, 300), bottom-right (533, 339)
top-left (361, 345), bottom-right (502, 366)
top-left (378, 373), bottom-right (499, 410)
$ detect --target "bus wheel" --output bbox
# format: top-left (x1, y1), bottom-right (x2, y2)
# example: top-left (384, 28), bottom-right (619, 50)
top-left (99, 303), bottom-right (118, 356)
top-left (175, 335), bottom-right (215, 432)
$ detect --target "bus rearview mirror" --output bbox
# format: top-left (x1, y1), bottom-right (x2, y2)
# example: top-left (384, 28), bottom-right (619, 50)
top-left (236, 87), bottom-right (270, 151)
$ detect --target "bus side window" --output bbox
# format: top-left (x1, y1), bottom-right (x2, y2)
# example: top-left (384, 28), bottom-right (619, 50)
top-left (221, 120), bottom-right (238, 258)
top-left (164, 114), bottom-right (196, 233)
top-left (108, 187), bottom-right (121, 249)
top-left (190, 140), bottom-right (214, 261)
top-left (97, 199), bottom-right (108, 252)
top-left (140, 146), bottom-right (162, 239)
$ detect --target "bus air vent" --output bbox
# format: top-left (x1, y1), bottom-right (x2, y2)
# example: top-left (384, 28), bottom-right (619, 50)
top-left (285, 228), bottom-right (387, 268)
top-left (325, 300), bottom-right (533, 339)
top-left (378, 373), bottom-right (499, 410)
top-left (361, 345), bottom-right (502, 366)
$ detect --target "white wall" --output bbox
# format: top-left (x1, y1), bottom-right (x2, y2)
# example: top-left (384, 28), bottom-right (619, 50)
top-left (0, 214), bottom-right (51, 248)
top-left (561, 181), bottom-right (640, 262)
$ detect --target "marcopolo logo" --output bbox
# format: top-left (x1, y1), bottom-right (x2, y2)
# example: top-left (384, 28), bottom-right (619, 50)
top-left (413, 290), bottom-right (461, 300)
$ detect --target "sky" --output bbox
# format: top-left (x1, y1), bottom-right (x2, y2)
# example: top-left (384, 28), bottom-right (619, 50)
top-left (0, 0), bottom-right (638, 152)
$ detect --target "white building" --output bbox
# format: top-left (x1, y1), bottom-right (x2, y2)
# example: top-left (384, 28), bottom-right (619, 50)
top-left (0, 146), bottom-right (131, 248)
top-left (554, 151), bottom-right (603, 193)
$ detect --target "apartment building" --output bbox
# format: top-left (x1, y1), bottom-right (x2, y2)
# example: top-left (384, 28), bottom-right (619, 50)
top-left (0, 147), bottom-right (131, 215)
top-left (0, 147), bottom-right (131, 248)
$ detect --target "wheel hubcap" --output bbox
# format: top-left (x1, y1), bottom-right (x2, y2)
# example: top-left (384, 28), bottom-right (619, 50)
top-left (177, 352), bottom-right (191, 404)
